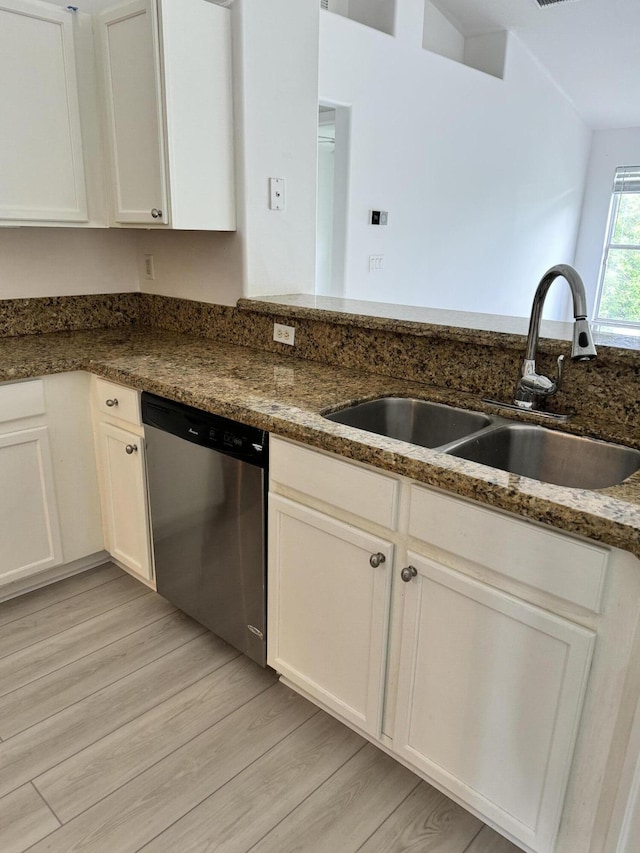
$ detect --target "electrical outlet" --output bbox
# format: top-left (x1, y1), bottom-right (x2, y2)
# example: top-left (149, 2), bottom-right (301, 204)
top-left (369, 255), bottom-right (384, 272)
top-left (143, 254), bottom-right (155, 280)
top-left (273, 323), bottom-right (296, 345)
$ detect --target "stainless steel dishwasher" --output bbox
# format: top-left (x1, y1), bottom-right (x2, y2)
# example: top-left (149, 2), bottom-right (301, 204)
top-left (142, 393), bottom-right (268, 666)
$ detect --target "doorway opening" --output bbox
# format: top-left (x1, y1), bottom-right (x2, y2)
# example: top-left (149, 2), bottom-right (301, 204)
top-left (316, 103), bottom-right (350, 296)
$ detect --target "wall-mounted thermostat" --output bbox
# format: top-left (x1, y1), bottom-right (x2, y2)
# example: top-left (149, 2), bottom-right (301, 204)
top-left (370, 209), bottom-right (388, 225)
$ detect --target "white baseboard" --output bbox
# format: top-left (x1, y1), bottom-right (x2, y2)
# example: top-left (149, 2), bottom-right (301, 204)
top-left (0, 551), bottom-right (111, 603)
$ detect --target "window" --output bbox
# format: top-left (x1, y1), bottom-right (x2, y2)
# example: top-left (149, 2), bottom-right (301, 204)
top-left (594, 166), bottom-right (640, 333)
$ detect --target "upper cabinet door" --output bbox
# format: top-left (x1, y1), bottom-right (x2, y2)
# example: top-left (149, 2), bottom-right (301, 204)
top-left (0, 0), bottom-right (88, 223)
top-left (97, 0), bottom-right (168, 226)
top-left (96, 0), bottom-right (235, 230)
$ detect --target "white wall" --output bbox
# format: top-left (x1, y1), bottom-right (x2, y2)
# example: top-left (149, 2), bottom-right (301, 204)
top-left (137, 231), bottom-right (243, 305)
top-left (236, 0), bottom-right (319, 298)
top-left (574, 127), bottom-right (640, 315)
top-left (0, 229), bottom-right (138, 299)
top-left (423, 1), bottom-right (464, 64)
top-left (0, 226), bottom-right (246, 304)
top-left (319, 11), bottom-right (592, 320)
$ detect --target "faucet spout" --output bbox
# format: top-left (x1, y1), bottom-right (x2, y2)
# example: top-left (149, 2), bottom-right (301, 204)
top-left (515, 264), bottom-right (597, 411)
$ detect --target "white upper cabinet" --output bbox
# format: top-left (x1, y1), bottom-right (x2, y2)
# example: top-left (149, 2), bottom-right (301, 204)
top-left (0, 0), bottom-right (89, 224)
top-left (96, 0), bottom-right (236, 230)
top-left (0, 0), bottom-right (235, 230)
top-left (97, 0), bottom-right (167, 225)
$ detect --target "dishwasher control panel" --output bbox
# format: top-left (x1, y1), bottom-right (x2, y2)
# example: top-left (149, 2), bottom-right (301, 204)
top-left (141, 392), bottom-right (267, 466)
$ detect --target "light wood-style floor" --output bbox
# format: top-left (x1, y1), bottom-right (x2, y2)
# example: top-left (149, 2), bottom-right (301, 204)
top-left (0, 564), bottom-right (522, 853)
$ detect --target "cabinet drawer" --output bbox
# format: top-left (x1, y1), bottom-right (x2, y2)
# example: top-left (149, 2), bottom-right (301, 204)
top-left (270, 437), bottom-right (398, 529)
top-left (0, 379), bottom-right (45, 426)
top-left (409, 485), bottom-right (608, 612)
top-left (95, 378), bottom-right (141, 426)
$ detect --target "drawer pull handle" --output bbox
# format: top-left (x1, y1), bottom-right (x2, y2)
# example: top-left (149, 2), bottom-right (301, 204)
top-left (125, 444), bottom-right (138, 455)
top-left (369, 552), bottom-right (386, 568)
top-left (151, 208), bottom-right (163, 219)
top-left (400, 565), bottom-right (418, 583)
top-left (106, 398), bottom-right (118, 407)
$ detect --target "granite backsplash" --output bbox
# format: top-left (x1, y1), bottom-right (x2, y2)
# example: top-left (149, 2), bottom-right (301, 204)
top-left (2, 292), bottom-right (638, 441)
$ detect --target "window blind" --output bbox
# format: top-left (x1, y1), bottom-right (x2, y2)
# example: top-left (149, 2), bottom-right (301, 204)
top-left (613, 166), bottom-right (640, 194)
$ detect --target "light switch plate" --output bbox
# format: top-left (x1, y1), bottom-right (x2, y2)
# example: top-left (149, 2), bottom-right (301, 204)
top-left (269, 178), bottom-right (285, 210)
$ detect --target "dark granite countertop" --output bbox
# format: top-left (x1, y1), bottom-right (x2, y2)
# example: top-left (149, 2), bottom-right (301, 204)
top-left (1, 326), bottom-right (639, 559)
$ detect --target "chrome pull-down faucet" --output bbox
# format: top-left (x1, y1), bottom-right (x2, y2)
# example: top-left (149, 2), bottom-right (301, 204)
top-left (514, 264), bottom-right (597, 411)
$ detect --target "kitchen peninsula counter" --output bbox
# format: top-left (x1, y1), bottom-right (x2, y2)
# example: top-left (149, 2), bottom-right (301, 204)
top-left (1, 324), bottom-right (638, 559)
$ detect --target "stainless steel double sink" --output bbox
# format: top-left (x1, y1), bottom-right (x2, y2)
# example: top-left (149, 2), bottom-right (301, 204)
top-left (323, 397), bottom-right (640, 490)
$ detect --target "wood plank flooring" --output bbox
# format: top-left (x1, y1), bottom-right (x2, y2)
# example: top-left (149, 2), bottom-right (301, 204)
top-left (0, 564), bottom-right (523, 853)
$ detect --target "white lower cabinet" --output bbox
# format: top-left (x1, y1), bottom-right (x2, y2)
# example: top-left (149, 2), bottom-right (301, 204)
top-left (0, 426), bottom-right (63, 581)
top-left (0, 374), bottom-right (103, 591)
top-left (97, 422), bottom-right (152, 582)
top-left (268, 437), bottom-right (627, 853)
top-left (1, 373), bottom-right (153, 593)
top-left (268, 495), bottom-right (393, 737)
top-left (394, 553), bottom-right (594, 853)
top-left (93, 378), bottom-right (153, 584)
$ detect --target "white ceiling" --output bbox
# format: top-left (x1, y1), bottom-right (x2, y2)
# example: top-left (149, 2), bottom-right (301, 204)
top-left (431, 0), bottom-right (640, 130)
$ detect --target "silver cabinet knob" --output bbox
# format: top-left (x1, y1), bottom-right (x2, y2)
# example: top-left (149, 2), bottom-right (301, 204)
top-left (125, 444), bottom-right (138, 455)
top-left (400, 566), bottom-right (418, 583)
top-left (105, 398), bottom-right (118, 407)
top-left (369, 552), bottom-right (386, 568)
top-left (151, 208), bottom-right (163, 219)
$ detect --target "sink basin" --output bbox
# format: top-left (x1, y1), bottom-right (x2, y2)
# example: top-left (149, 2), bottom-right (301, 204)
top-left (323, 397), bottom-right (492, 449)
top-left (448, 424), bottom-right (640, 489)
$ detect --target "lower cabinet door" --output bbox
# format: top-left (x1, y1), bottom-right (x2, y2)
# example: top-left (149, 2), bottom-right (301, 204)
top-left (393, 553), bottom-right (595, 853)
top-left (0, 426), bottom-right (63, 583)
top-left (268, 495), bottom-right (393, 738)
top-left (99, 422), bottom-right (153, 581)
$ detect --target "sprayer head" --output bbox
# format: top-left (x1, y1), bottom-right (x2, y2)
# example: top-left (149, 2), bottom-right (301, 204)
top-left (571, 318), bottom-right (597, 361)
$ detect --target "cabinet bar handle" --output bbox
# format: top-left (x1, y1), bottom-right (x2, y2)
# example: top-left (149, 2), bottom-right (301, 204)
top-left (400, 566), bottom-right (418, 582)
top-left (125, 444), bottom-right (138, 455)
top-left (105, 398), bottom-right (118, 407)
top-left (369, 552), bottom-right (386, 568)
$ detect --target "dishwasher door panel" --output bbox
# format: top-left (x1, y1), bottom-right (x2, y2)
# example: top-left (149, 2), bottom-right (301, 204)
top-left (145, 424), bottom-right (266, 666)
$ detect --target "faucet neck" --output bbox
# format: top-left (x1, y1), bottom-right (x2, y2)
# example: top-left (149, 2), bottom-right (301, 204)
top-left (515, 264), bottom-right (596, 411)
top-left (524, 264), bottom-right (589, 362)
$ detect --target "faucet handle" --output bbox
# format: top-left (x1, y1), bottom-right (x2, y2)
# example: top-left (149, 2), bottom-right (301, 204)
top-left (515, 355), bottom-right (564, 409)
